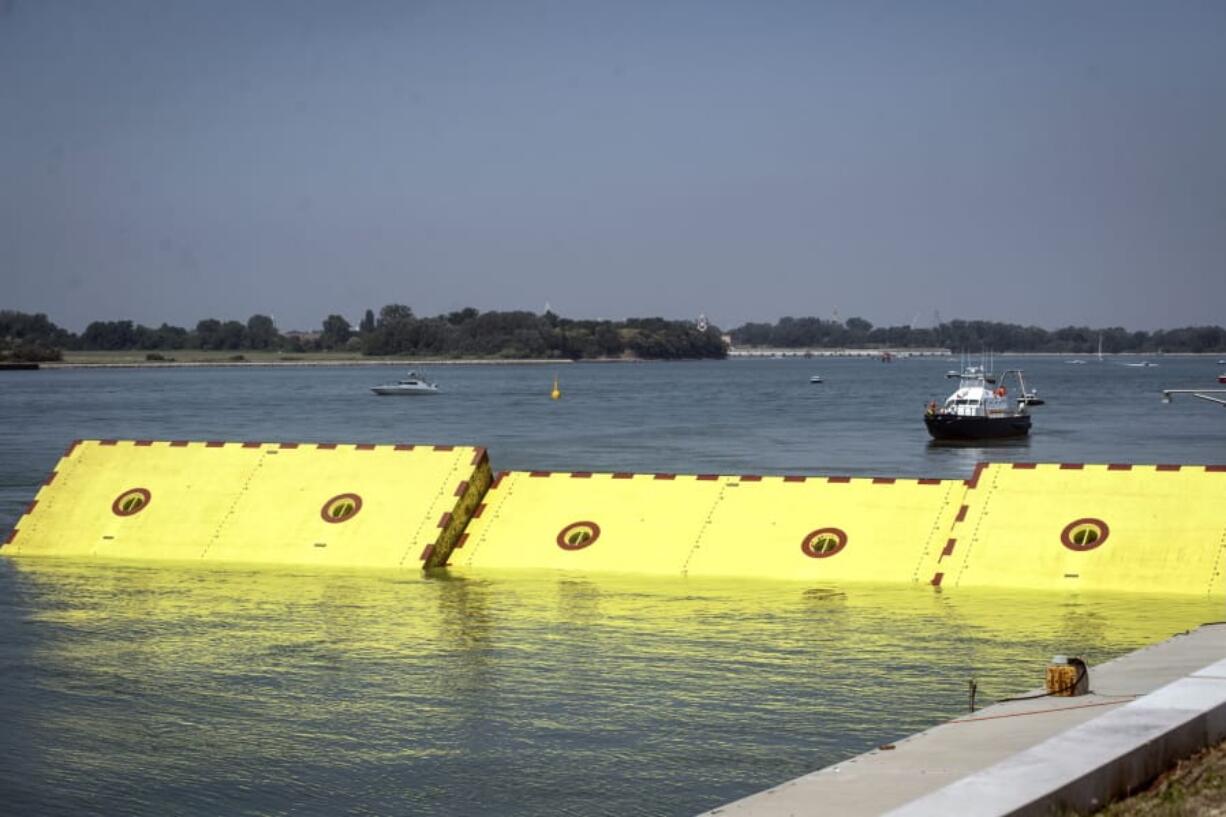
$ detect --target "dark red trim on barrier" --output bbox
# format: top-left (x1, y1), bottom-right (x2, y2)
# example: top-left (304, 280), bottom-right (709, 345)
top-left (1207, 465), bottom-right (1226, 472)
top-left (1156, 464), bottom-right (1181, 471)
top-left (783, 475), bottom-right (807, 483)
top-left (134, 440), bottom-right (154, 446)
top-left (433, 445), bottom-right (455, 452)
top-left (654, 473), bottom-right (676, 480)
top-left (170, 440), bottom-right (190, 447)
top-left (1059, 463), bottom-right (1084, 470)
top-left (472, 504), bottom-right (486, 519)
top-left (25, 500), bottom-right (38, 516)
top-left (529, 471), bottom-right (552, 478)
top-left (356, 443), bottom-right (376, 450)
top-left (941, 538), bottom-right (957, 558)
top-left (3, 528), bottom-right (16, 545)
top-left (491, 472), bottom-right (508, 489)
top-left (394, 444), bottom-right (415, 451)
top-left (612, 472), bottom-right (634, 479)
top-left (316, 443), bottom-right (338, 450)
top-left (453, 481), bottom-right (470, 496)
top-left (918, 478), bottom-right (942, 485)
top-left (570, 472), bottom-right (593, 479)
top-left (205, 441), bottom-right (225, 447)
top-left (437, 512), bottom-right (452, 529)
top-left (1107, 463), bottom-right (1133, 471)
top-left (1012, 462), bottom-right (1037, 469)
top-left (100, 439), bottom-right (119, 446)
top-left (740, 475), bottom-right (762, 482)
top-left (242, 441), bottom-right (262, 448)
top-left (827, 476), bottom-right (851, 483)
top-left (65, 439), bottom-right (82, 456)
top-left (697, 474), bottom-right (720, 481)
top-left (955, 505), bottom-right (969, 523)
top-left (43, 471), bottom-right (57, 487)
top-left (471, 447), bottom-right (487, 465)
top-left (279, 442), bottom-right (299, 449)
top-left (872, 477), bottom-right (896, 484)
top-left (966, 462), bottom-right (987, 488)
top-left (454, 533), bottom-right (469, 549)
top-left (419, 544), bottom-right (434, 562)
top-left (931, 572), bottom-right (944, 587)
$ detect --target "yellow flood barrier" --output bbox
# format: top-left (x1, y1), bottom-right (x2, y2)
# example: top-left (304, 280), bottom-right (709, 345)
top-left (454, 469), bottom-right (967, 583)
top-left (933, 462), bottom-right (1226, 596)
top-left (4, 439), bottom-right (491, 570)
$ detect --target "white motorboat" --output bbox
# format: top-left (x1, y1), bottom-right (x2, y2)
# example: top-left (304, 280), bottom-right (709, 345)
top-left (924, 365), bottom-right (1043, 440)
top-left (809, 375), bottom-right (823, 384)
top-left (371, 371), bottom-right (440, 395)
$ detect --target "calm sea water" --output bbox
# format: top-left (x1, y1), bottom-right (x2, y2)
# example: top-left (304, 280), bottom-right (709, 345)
top-left (1, 357), bottom-right (1225, 816)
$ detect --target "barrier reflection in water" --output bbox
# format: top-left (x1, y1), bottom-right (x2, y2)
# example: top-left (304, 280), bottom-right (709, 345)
top-left (0, 558), bottom-right (1220, 817)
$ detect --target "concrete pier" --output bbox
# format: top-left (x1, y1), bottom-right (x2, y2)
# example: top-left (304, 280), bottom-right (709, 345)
top-left (703, 623), bottom-right (1226, 817)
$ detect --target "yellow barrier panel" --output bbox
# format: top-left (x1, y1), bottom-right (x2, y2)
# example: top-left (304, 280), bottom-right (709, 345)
top-left (933, 463), bottom-right (1226, 596)
top-left (4, 440), bottom-right (490, 570)
top-left (456, 471), bottom-right (726, 575)
top-left (455, 470), bottom-right (967, 583)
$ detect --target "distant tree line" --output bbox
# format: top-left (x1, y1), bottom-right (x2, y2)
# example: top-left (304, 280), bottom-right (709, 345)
top-left (728, 317), bottom-right (1226, 354)
top-left (0, 307), bottom-right (727, 361)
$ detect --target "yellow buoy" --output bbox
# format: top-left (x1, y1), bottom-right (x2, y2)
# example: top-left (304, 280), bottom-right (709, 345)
top-left (550, 375), bottom-right (561, 400)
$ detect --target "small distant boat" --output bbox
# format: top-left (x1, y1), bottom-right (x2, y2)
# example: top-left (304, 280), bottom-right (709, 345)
top-left (1066, 359), bottom-right (1087, 365)
top-left (1122, 361), bottom-right (1159, 368)
top-left (809, 375), bottom-right (823, 384)
top-left (371, 371), bottom-right (439, 396)
top-left (1218, 374), bottom-right (1226, 384)
top-left (924, 366), bottom-right (1043, 441)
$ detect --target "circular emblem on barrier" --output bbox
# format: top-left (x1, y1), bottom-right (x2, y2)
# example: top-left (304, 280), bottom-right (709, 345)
top-left (111, 488), bottom-right (152, 517)
top-left (1061, 518), bottom-right (1109, 552)
top-left (801, 527), bottom-right (847, 559)
top-left (321, 493), bottom-right (363, 524)
top-left (557, 521), bottom-right (601, 551)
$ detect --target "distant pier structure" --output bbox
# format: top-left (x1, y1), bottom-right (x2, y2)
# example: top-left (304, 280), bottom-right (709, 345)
top-left (726, 345), bottom-right (952, 359)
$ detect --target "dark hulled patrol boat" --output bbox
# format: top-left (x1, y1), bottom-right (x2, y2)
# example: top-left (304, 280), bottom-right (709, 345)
top-left (924, 365), bottom-right (1044, 441)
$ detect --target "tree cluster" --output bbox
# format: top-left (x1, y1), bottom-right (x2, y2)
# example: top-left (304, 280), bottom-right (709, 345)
top-left (0, 308), bottom-right (727, 361)
top-left (729, 317), bottom-right (1226, 354)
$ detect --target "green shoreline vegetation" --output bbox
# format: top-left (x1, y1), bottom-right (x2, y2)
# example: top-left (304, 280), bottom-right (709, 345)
top-left (3, 307), bottom-right (1226, 364)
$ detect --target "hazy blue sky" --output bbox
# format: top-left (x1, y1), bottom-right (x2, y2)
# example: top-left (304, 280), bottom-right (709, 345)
top-left (3, 1), bottom-right (1224, 332)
